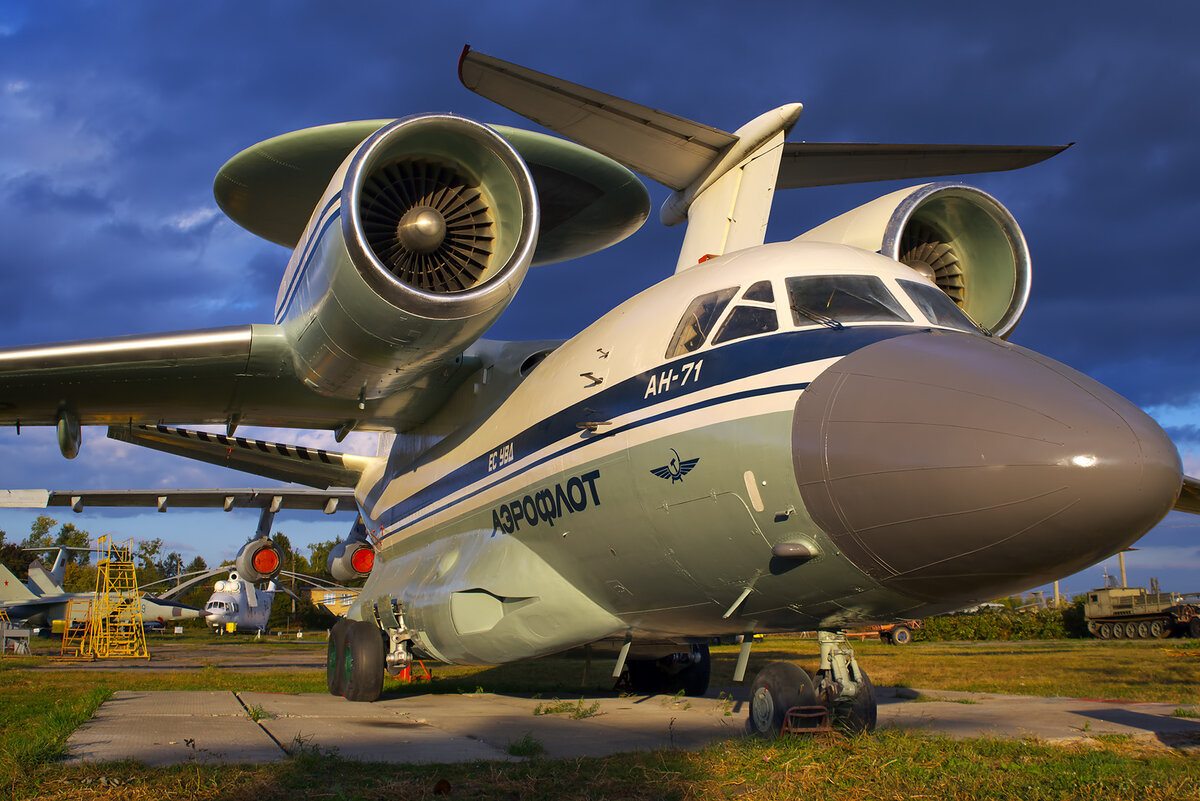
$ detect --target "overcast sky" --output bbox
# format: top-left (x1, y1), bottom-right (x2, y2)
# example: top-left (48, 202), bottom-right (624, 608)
top-left (1, 1), bottom-right (1197, 596)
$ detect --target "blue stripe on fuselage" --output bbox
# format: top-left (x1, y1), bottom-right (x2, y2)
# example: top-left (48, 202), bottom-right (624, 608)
top-left (275, 192), bottom-right (344, 323)
top-left (366, 325), bottom-right (919, 532)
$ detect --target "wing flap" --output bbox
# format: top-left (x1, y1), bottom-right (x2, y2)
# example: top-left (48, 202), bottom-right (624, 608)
top-left (107, 425), bottom-right (369, 489)
top-left (1175, 475), bottom-right (1200, 516)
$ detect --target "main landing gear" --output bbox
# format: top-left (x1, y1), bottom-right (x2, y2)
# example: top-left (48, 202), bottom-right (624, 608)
top-left (327, 618), bottom-right (388, 702)
top-left (748, 631), bottom-right (876, 736)
top-left (327, 601), bottom-right (414, 703)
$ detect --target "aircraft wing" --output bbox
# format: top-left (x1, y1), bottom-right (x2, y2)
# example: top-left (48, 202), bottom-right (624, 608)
top-left (0, 325), bottom-right (480, 434)
top-left (460, 46), bottom-right (1068, 191)
top-left (1175, 475), bottom-right (1200, 515)
top-left (776, 142), bottom-right (1070, 189)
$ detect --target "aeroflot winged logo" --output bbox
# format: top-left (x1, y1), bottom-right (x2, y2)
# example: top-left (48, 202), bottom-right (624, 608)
top-left (650, 449), bottom-right (700, 483)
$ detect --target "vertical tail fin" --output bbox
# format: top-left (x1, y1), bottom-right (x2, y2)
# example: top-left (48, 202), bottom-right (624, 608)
top-left (27, 559), bottom-right (64, 595)
top-left (0, 564), bottom-right (36, 602)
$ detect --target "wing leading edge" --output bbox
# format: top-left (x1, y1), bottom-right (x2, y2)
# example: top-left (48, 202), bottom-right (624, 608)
top-left (0, 325), bottom-right (480, 435)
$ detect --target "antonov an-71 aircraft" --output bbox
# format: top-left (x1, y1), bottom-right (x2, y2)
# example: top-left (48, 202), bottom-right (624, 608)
top-left (3, 48), bottom-right (1199, 734)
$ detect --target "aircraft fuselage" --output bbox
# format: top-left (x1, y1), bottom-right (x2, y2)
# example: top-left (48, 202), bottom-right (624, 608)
top-left (351, 240), bottom-right (1182, 666)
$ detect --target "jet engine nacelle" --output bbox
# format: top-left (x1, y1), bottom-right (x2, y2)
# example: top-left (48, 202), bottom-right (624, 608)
top-left (234, 537), bottom-right (284, 583)
top-left (327, 540), bottom-right (375, 583)
top-left (328, 515), bottom-right (374, 582)
top-left (279, 114), bottom-right (540, 400)
top-left (795, 182), bottom-right (1030, 338)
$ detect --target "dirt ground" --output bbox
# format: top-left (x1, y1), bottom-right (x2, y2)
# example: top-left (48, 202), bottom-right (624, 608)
top-left (27, 636), bottom-right (328, 672)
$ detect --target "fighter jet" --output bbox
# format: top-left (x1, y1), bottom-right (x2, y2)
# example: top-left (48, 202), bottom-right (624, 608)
top-left (0, 550), bottom-right (206, 629)
top-left (2, 48), bottom-right (1197, 735)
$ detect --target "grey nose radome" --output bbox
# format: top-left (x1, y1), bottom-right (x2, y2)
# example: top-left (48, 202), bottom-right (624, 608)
top-left (792, 330), bottom-right (1182, 606)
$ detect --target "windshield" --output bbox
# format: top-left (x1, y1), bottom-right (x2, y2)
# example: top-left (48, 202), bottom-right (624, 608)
top-left (897, 279), bottom-right (984, 334)
top-left (786, 275), bottom-right (912, 328)
top-left (665, 287), bottom-right (738, 358)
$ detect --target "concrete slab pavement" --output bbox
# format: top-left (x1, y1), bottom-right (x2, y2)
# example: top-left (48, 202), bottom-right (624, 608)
top-left (65, 691), bottom-right (286, 766)
top-left (876, 687), bottom-right (1200, 749)
top-left (64, 687), bottom-right (1200, 766)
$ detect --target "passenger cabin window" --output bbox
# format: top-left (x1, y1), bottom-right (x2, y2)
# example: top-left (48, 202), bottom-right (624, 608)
top-left (665, 287), bottom-right (738, 358)
top-left (786, 275), bottom-right (912, 328)
top-left (897, 279), bottom-right (982, 334)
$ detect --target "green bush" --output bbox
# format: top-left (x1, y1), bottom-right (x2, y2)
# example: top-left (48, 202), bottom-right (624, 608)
top-left (923, 603), bottom-right (1084, 641)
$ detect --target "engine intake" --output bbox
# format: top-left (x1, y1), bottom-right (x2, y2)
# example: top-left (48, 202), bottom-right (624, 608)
top-left (343, 113), bottom-right (539, 320)
top-left (797, 182), bottom-right (1031, 338)
top-left (282, 114), bottom-right (540, 400)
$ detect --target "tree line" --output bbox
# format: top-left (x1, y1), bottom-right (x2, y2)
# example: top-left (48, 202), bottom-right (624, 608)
top-left (1, 516), bottom-right (349, 630)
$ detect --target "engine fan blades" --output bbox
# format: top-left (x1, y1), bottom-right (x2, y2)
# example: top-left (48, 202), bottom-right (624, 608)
top-left (360, 159), bottom-right (495, 293)
top-left (900, 224), bottom-right (965, 305)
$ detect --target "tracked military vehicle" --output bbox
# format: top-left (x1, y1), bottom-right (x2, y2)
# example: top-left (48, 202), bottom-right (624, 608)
top-left (1084, 587), bottom-right (1200, 639)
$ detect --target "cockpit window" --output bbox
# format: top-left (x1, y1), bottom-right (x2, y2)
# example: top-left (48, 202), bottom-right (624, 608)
top-left (786, 275), bottom-right (912, 328)
top-left (665, 287), bottom-right (738, 357)
top-left (712, 305), bottom-right (779, 345)
top-left (897, 279), bottom-right (983, 334)
top-left (742, 280), bottom-right (774, 302)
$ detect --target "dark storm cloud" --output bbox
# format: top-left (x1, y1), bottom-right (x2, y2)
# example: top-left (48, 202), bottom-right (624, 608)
top-left (3, 174), bottom-right (112, 215)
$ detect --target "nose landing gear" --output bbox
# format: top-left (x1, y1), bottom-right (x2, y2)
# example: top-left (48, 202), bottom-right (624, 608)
top-left (748, 631), bottom-right (877, 736)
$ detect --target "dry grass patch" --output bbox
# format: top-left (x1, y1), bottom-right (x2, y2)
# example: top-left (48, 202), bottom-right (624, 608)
top-left (21, 730), bottom-right (1200, 801)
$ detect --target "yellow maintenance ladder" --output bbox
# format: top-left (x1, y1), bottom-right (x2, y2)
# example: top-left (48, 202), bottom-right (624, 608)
top-left (59, 598), bottom-right (93, 658)
top-left (83, 536), bottom-right (148, 659)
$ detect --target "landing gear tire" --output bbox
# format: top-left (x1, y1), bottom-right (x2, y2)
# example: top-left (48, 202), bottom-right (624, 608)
top-left (816, 667), bottom-right (877, 734)
top-left (748, 662), bottom-right (817, 737)
top-left (887, 626), bottom-right (912, 646)
top-left (326, 618), bottom-right (351, 697)
top-left (343, 620), bottom-right (386, 702)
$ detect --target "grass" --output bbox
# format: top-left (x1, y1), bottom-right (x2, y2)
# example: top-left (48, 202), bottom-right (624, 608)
top-left (5, 636), bottom-right (1200, 799)
top-left (506, 732), bottom-right (546, 757)
top-left (533, 697), bottom-right (601, 719)
top-left (244, 703), bottom-right (270, 722)
top-left (18, 728), bottom-right (1200, 800)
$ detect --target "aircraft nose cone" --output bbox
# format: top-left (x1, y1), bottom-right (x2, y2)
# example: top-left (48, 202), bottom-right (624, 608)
top-left (792, 331), bottom-right (1182, 605)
